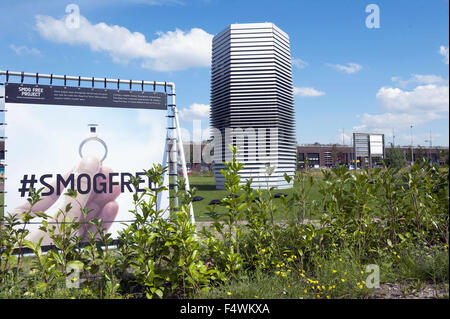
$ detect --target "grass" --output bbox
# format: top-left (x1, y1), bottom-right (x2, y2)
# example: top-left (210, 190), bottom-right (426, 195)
top-left (194, 245), bottom-right (449, 299)
top-left (182, 173), bottom-right (323, 221)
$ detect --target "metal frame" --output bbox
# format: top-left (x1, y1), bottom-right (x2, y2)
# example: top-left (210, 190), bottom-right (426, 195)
top-left (0, 70), bottom-right (195, 225)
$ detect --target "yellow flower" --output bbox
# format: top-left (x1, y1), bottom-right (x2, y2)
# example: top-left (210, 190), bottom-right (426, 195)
top-left (362, 281), bottom-right (365, 285)
top-left (341, 279), bottom-right (345, 283)
top-left (261, 249), bottom-right (266, 253)
top-left (326, 295), bottom-right (330, 299)
top-left (70, 297), bottom-right (75, 299)
top-left (322, 285), bottom-right (325, 290)
top-left (254, 295), bottom-right (259, 299)
top-left (300, 273), bottom-right (305, 278)
top-left (316, 294), bottom-right (320, 299)
top-left (397, 255), bottom-right (401, 259)
top-left (275, 271), bottom-right (280, 275)
top-left (360, 270), bottom-right (364, 274)
top-left (317, 285), bottom-right (321, 290)
top-left (332, 269), bottom-right (337, 273)
top-left (227, 292), bottom-right (232, 296)
top-left (304, 289), bottom-right (308, 293)
top-left (276, 264), bottom-right (280, 268)
top-left (281, 272), bottom-right (286, 277)
top-left (359, 285), bottom-right (364, 289)
top-left (393, 251), bottom-right (397, 255)
top-left (339, 258), bottom-right (343, 262)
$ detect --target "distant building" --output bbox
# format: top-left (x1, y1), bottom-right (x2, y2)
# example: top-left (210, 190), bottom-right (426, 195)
top-left (210, 23), bottom-right (296, 189)
top-left (296, 144), bottom-right (449, 169)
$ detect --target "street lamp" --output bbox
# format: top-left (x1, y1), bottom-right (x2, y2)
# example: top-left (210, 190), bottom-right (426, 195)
top-left (410, 125), bottom-right (414, 165)
top-left (424, 130), bottom-right (432, 162)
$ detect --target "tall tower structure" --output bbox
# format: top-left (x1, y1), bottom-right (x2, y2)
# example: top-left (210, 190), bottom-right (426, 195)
top-left (210, 23), bottom-right (296, 189)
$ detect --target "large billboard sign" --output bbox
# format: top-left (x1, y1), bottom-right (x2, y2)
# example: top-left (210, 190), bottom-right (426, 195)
top-left (369, 134), bottom-right (384, 156)
top-left (4, 82), bottom-right (168, 246)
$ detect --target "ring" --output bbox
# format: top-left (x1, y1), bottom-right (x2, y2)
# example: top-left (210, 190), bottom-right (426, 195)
top-left (79, 136), bottom-right (108, 162)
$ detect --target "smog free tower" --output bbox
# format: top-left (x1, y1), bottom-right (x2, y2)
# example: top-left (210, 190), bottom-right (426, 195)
top-left (210, 23), bottom-right (296, 189)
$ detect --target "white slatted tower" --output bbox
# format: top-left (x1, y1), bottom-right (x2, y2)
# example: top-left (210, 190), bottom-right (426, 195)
top-left (210, 23), bottom-right (296, 189)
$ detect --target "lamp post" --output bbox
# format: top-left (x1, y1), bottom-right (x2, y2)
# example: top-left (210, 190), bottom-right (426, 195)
top-left (410, 125), bottom-right (414, 165)
top-left (424, 130), bottom-right (432, 162)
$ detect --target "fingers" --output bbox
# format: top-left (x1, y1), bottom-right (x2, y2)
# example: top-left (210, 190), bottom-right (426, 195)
top-left (98, 201), bottom-right (119, 232)
top-left (9, 167), bottom-right (76, 219)
top-left (24, 157), bottom-right (101, 245)
top-left (78, 201), bottom-right (101, 240)
top-left (55, 156), bottom-right (101, 223)
top-left (26, 228), bottom-right (53, 247)
top-left (90, 166), bottom-right (121, 208)
top-left (81, 201), bottom-right (119, 241)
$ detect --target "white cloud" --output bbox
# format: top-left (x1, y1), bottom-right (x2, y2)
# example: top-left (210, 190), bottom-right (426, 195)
top-left (293, 87), bottom-right (325, 97)
top-left (179, 103), bottom-right (210, 122)
top-left (440, 45), bottom-right (449, 64)
top-left (376, 84), bottom-right (449, 113)
top-left (326, 62), bottom-right (362, 74)
top-left (391, 74), bottom-right (447, 88)
top-left (35, 14), bottom-right (213, 72)
top-left (353, 112), bottom-right (442, 133)
top-left (353, 83), bottom-right (449, 143)
top-left (9, 44), bottom-right (41, 56)
top-left (292, 58), bottom-right (308, 69)
top-left (334, 130), bottom-right (352, 145)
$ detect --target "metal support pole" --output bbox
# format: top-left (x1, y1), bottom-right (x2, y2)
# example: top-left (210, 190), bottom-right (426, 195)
top-left (172, 107), bottom-right (179, 208)
top-left (171, 101), bottom-right (195, 225)
top-left (170, 86), bottom-right (195, 225)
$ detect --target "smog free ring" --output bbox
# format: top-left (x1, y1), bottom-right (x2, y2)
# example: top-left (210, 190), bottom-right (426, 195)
top-left (79, 137), bottom-right (108, 162)
top-left (79, 124), bottom-right (108, 162)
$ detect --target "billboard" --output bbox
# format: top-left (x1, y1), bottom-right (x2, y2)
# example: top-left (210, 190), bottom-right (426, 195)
top-left (4, 83), bottom-right (168, 246)
top-left (369, 134), bottom-right (384, 156)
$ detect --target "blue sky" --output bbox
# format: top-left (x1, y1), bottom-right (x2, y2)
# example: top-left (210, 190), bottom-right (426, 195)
top-left (0, 0), bottom-right (448, 146)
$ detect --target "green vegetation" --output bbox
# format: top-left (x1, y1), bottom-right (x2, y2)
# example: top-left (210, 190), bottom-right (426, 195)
top-left (384, 143), bottom-right (407, 168)
top-left (0, 145), bottom-right (448, 299)
top-left (188, 173), bottom-right (323, 221)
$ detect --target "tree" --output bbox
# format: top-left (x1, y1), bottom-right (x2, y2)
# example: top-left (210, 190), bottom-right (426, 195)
top-left (385, 143), bottom-right (406, 168)
top-left (414, 146), bottom-right (427, 162)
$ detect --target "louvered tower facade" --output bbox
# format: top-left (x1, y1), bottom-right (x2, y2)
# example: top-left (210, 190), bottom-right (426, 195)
top-left (210, 23), bottom-right (296, 189)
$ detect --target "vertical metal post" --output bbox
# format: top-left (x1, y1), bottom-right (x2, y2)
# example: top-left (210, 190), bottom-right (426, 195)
top-left (159, 124), bottom-right (170, 216)
top-left (172, 106), bottom-right (178, 208)
top-left (410, 125), bottom-right (414, 165)
top-left (170, 85), bottom-right (195, 225)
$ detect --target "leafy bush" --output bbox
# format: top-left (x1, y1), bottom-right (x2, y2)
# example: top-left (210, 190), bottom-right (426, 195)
top-left (0, 146), bottom-right (448, 299)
